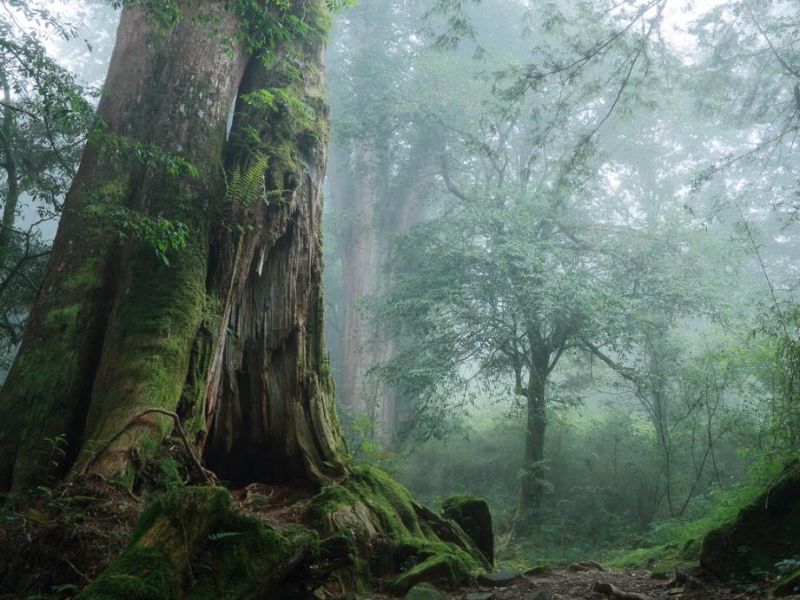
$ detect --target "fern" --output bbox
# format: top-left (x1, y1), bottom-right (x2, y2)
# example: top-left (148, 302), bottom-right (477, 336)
top-left (225, 155), bottom-right (269, 207)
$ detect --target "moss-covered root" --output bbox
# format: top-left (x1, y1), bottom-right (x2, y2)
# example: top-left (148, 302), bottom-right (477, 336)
top-left (699, 463), bottom-right (800, 580)
top-left (79, 487), bottom-right (315, 600)
top-left (306, 465), bottom-right (489, 595)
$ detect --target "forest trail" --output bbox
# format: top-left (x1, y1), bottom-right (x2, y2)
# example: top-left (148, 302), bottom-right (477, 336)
top-left (389, 567), bottom-right (777, 600)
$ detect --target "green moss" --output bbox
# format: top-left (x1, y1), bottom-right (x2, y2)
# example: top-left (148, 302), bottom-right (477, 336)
top-left (307, 466), bottom-right (486, 594)
top-left (84, 487), bottom-right (315, 599)
top-left (351, 465), bottom-right (425, 538)
top-left (43, 303), bottom-right (82, 337)
top-left (605, 544), bottom-right (692, 576)
top-left (390, 553), bottom-right (471, 593)
top-left (189, 514), bottom-right (299, 599)
top-left (441, 494), bottom-right (493, 565)
top-left (699, 465), bottom-right (800, 580)
top-left (151, 457), bottom-right (182, 486)
top-left (78, 177), bottom-right (211, 484)
top-left (63, 257), bottom-right (104, 292)
top-left (78, 547), bottom-right (177, 600)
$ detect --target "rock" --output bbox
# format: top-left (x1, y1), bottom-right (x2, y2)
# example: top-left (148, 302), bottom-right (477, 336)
top-left (465, 593), bottom-right (495, 600)
top-left (405, 582), bottom-right (449, 599)
top-left (532, 592), bottom-right (554, 600)
top-left (476, 570), bottom-right (524, 587)
top-left (700, 462), bottom-right (800, 580)
top-left (442, 494), bottom-right (494, 565)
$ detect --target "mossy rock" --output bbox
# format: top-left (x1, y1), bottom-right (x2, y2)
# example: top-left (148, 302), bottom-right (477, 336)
top-left (79, 486), bottom-right (315, 599)
top-left (306, 466), bottom-right (488, 593)
top-left (441, 494), bottom-right (493, 565)
top-left (700, 464), bottom-right (800, 580)
top-left (775, 570), bottom-right (800, 597)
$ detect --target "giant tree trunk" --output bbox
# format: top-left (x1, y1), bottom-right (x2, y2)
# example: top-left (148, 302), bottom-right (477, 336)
top-left (0, 0), bottom-right (344, 493)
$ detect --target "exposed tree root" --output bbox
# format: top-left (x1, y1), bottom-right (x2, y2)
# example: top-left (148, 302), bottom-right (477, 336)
top-left (593, 581), bottom-right (651, 600)
top-left (78, 409), bottom-right (217, 486)
top-left (75, 466), bottom-right (491, 598)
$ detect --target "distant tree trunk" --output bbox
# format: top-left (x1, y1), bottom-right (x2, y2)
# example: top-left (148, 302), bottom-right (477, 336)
top-left (0, 0), bottom-right (346, 493)
top-left (0, 76), bottom-right (19, 254)
top-left (337, 143), bottom-right (383, 421)
top-left (330, 138), bottom-right (431, 445)
top-left (518, 354), bottom-right (548, 526)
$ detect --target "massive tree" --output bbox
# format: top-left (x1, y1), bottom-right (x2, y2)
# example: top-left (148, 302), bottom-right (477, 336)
top-left (0, 5), bottom-right (491, 597)
top-left (0, 0), bottom-right (346, 493)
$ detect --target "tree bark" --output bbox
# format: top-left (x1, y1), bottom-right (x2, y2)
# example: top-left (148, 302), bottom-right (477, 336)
top-left (0, 0), bottom-right (346, 493)
top-left (201, 22), bottom-right (346, 484)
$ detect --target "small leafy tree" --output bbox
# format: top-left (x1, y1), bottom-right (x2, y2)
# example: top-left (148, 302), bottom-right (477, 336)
top-left (370, 109), bottom-right (716, 527)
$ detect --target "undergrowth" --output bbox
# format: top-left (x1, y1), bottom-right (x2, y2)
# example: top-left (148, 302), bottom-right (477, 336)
top-left (605, 453), bottom-right (786, 573)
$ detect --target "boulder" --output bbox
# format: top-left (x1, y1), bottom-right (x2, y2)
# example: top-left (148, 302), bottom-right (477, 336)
top-left (700, 463), bottom-right (800, 580)
top-left (441, 494), bottom-right (494, 565)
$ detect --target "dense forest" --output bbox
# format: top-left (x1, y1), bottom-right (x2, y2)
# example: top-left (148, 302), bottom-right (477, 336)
top-left (1, 0), bottom-right (800, 599)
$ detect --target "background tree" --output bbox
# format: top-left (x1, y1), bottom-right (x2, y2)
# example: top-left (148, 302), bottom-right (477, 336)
top-left (0, 1), bottom-right (95, 372)
top-left (324, 0), bottom-right (492, 442)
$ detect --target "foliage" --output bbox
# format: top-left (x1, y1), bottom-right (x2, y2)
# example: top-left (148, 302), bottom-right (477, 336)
top-left (90, 128), bottom-right (199, 178)
top-left (0, 0), bottom-right (96, 371)
top-left (224, 154), bottom-right (269, 207)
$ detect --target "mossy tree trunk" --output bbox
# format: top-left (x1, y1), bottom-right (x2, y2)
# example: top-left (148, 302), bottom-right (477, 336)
top-left (0, 0), bottom-right (345, 493)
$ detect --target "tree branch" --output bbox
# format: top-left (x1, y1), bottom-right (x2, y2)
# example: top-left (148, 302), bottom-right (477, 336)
top-left (580, 337), bottom-right (638, 384)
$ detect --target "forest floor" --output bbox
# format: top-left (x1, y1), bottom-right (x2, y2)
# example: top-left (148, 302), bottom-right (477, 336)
top-left (444, 567), bottom-right (776, 600)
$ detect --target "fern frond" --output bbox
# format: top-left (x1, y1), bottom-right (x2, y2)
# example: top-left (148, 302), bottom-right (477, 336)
top-left (225, 154), bottom-right (269, 207)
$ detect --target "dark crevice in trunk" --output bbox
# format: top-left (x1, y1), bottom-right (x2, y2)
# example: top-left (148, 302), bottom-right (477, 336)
top-left (203, 216), bottom-right (312, 486)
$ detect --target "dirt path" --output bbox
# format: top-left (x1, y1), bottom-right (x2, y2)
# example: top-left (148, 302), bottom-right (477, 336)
top-left (446, 568), bottom-right (775, 600)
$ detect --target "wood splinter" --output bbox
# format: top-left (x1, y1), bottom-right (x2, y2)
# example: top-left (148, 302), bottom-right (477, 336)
top-left (593, 581), bottom-right (650, 600)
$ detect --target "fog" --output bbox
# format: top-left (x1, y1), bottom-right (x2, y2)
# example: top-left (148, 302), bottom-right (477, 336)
top-left (3, 0), bottom-right (800, 573)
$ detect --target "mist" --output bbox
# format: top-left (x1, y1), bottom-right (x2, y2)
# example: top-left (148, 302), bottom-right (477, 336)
top-left (2, 0), bottom-right (800, 597)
